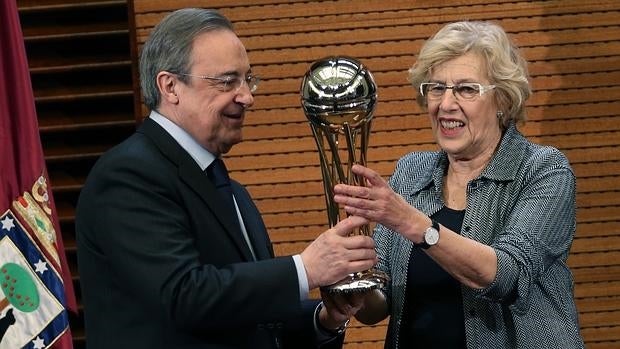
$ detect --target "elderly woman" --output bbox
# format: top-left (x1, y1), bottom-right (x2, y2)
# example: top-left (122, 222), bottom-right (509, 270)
top-left (333, 21), bottom-right (585, 348)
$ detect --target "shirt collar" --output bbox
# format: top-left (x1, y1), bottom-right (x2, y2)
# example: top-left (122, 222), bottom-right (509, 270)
top-left (149, 110), bottom-right (216, 171)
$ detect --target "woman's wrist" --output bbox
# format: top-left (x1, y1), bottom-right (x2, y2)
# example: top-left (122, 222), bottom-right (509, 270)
top-left (403, 211), bottom-right (432, 244)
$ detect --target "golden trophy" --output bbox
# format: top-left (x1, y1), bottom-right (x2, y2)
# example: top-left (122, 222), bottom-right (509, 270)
top-left (300, 56), bottom-right (389, 293)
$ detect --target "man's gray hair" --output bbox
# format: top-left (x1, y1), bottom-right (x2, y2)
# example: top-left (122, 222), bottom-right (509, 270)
top-left (139, 8), bottom-right (234, 110)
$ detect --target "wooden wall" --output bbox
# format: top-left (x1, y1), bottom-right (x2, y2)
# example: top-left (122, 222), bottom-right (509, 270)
top-left (130, 0), bottom-right (620, 348)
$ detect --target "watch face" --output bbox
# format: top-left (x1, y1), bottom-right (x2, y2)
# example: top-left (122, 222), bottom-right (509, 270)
top-left (424, 227), bottom-right (440, 246)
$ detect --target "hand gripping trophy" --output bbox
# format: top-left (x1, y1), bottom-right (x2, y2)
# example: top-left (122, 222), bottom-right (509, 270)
top-left (301, 56), bottom-right (389, 293)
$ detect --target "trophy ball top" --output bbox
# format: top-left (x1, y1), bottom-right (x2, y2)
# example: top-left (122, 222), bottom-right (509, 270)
top-left (300, 56), bottom-right (377, 131)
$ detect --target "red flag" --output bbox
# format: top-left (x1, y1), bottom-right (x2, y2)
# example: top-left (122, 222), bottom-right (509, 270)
top-left (0, 1), bottom-right (76, 348)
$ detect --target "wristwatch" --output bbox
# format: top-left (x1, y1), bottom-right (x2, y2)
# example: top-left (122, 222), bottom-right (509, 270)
top-left (418, 219), bottom-right (440, 249)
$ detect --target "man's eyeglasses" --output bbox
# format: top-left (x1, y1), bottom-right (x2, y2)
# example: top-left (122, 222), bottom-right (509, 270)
top-left (419, 82), bottom-right (495, 101)
top-left (176, 73), bottom-right (260, 93)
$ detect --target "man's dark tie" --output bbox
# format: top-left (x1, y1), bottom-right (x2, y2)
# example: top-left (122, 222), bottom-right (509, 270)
top-left (206, 158), bottom-right (258, 260)
top-left (206, 158), bottom-right (236, 213)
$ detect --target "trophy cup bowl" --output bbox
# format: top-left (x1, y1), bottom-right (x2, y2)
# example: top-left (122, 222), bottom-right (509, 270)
top-left (300, 56), bottom-right (389, 293)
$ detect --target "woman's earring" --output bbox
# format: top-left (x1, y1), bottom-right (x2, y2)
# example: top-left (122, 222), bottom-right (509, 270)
top-left (496, 111), bottom-right (504, 119)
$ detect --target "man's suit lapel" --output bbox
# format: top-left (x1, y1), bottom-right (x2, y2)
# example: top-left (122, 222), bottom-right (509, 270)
top-left (139, 118), bottom-right (256, 261)
top-left (231, 183), bottom-right (274, 260)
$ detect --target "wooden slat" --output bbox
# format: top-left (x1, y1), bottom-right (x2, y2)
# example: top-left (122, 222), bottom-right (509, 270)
top-left (27, 37), bottom-right (131, 73)
top-left (344, 343), bottom-right (386, 349)
top-left (581, 324), bottom-right (620, 343)
top-left (576, 222), bottom-right (620, 239)
top-left (572, 236), bottom-right (620, 253)
top-left (574, 267), bottom-right (620, 284)
top-left (570, 253), bottom-right (620, 270)
top-left (19, 0), bottom-right (125, 11)
top-left (345, 324), bottom-right (389, 343)
top-left (580, 309), bottom-right (620, 328)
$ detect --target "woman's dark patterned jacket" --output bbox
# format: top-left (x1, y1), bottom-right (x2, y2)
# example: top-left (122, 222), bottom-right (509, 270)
top-left (375, 123), bottom-right (585, 348)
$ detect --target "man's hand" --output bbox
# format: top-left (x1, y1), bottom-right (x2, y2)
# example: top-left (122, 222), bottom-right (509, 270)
top-left (318, 290), bottom-right (365, 330)
top-left (301, 215), bottom-right (377, 290)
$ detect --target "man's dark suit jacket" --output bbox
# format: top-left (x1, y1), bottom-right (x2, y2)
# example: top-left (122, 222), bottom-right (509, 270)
top-left (76, 118), bottom-right (341, 349)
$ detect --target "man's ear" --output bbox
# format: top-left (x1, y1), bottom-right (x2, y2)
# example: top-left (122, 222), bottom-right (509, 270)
top-left (157, 71), bottom-right (179, 104)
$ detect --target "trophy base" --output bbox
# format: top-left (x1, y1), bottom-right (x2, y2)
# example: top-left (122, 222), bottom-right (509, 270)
top-left (321, 269), bottom-right (389, 294)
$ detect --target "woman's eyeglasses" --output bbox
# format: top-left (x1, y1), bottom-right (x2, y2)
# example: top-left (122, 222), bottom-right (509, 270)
top-left (419, 82), bottom-right (495, 101)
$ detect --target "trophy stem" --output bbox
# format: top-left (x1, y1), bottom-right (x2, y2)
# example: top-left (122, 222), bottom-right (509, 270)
top-left (342, 124), bottom-right (355, 161)
top-left (324, 130), bottom-right (346, 184)
top-left (310, 124), bottom-right (339, 227)
top-left (359, 120), bottom-right (372, 167)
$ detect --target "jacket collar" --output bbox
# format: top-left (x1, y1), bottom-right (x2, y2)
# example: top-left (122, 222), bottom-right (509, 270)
top-left (419, 123), bottom-right (527, 193)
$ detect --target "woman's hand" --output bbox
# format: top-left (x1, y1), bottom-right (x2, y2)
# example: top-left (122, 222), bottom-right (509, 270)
top-left (333, 164), bottom-right (429, 241)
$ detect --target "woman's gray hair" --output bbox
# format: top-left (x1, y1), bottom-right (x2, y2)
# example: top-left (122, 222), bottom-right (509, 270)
top-left (139, 8), bottom-right (234, 110)
top-left (408, 21), bottom-right (531, 129)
